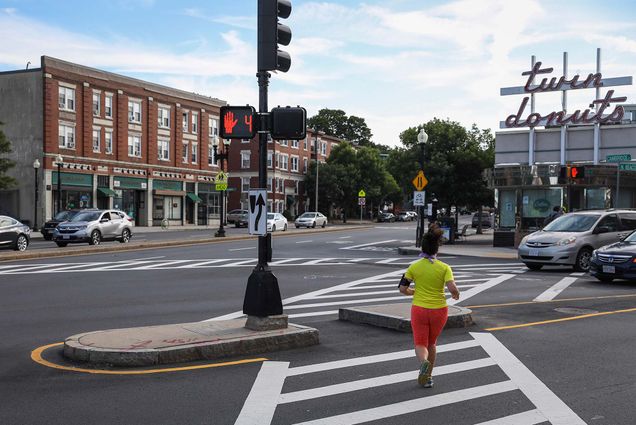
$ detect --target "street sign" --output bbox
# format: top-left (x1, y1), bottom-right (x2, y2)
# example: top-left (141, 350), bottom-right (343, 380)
top-left (248, 189), bottom-right (267, 236)
top-left (412, 170), bottom-right (428, 191)
top-left (215, 171), bottom-right (229, 191)
top-left (358, 197), bottom-right (366, 206)
top-left (620, 163), bottom-right (636, 171)
top-left (413, 191), bottom-right (425, 206)
top-left (358, 189), bottom-right (366, 197)
top-left (220, 106), bottom-right (257, 139)
top-left (607, 154), bottom-right (632, 163)
top-left (427, 203), bottom-right (433, 216)
top-left (215, 183), bottom-right (228, 191)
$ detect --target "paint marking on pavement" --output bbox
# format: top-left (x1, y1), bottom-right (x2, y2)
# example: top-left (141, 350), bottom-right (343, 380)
top-left (234, 361), bottom-right (289, 425)
top-left (129, 255), bottom-right (166, 261)
top-left (300, 258), bottom-right (337, 265)
top-left (375, 258), bottom-right (400, 264)
top-left (229, 247), bottom-right (257, 251)
top-left (338, 236), bottom-right (351, 239)
top-left (340, 239), bottom-right (397, 250)
top-left (471, 332), bottom-right (586, 424)
top-left (570, 272), bottom-right (586, 277)
top-left (486, 307), bottom-right (636, 331)
top-left (288, 310), bottom-right (339, 318)
top-left (448, 274), bottom-right (516, 306)
top-left (533, 276), bottom-right (579, 302)
top-left (283, 296), bottom-right (407, 310)
top-left (468, 293), bottom-right (636, 309)
top-left (473, 409), bottom-right (547, 425)
top-left (269, 258), bottom-right (305, 265)
top-left (174, 259), bottom-right (229, 268)
top-left (134, 260), bottom-right (193, 270)
top-left (314, 290), bottom-right (400, 299)
top-left (295, 240), bottom-right (313, 244)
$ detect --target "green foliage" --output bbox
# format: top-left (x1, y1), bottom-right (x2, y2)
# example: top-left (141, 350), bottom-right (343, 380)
top-left (0, 122), bottom-right (17, 190)
top-left (307, 108), bottom-right (373, 146)
top-left (283, 210), bottom-right (293, 221)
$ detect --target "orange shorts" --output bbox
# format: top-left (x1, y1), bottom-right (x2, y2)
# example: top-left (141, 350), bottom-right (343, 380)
top-left (411, 305), bottom-right (448, 347)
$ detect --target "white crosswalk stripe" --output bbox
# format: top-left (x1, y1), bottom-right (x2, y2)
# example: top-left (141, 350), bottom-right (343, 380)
top-left (235, 333), bottom-right (585, 425)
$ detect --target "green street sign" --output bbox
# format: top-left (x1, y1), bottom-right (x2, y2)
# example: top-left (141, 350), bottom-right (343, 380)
top-left (607, 154), bottom-right (632, 163)
top-left (619, 163), bottom-right (636, 171)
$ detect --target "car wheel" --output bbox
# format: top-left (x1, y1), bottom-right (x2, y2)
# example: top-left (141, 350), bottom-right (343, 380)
top-left (312, 222), bottom-right (316, 228)
top-left (295, 225), bottom-right (299, 228)
top-left (283, 224), bottom-right (287, 231)
top-left (56, 242), bottom-right (68, 247)
top-left (89, 230), bottom-right (101, 246)
top-left (596, 276), bottom-right (614, 283)
top-left (14, 234), bottom-right (28, 251)
top-left (272, 225), bottom-right (276, 232)
top-left (574, 248), bottom-right (593, 272)
top-left (120, 228), bottom-right (131, 243)
top-left (322, 221), bottom-right (326, 228)
top-left (525, 263), bottom-right (543, 271)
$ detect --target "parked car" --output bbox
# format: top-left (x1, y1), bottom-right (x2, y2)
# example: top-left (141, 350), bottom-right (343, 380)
top-left (41, 209), bottom-right (81, 240)
top-left (0, 215), bottom-right (31, 251)
top-left (590, 231), bottom-right (636, 282)
top-left (267, 213), bottom-right (288, 232)
top-left (396, 212), bottom-right (413, 222)
top-left (227, 209), bottom-right (248, 224)
top-left (377, 212), bottom-right (396, 223)
top-left (295, 212), bottom-right (328, 228)
top-left (518, 210), bottom-right (636, 272)
top-left (53, 209), bottom-right (133, 246)
top-left (471, 212), bottom-right (492, 228)
top-left (406, 211), bottom-right (418, 220)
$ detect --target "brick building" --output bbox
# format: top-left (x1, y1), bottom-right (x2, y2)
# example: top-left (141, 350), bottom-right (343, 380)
top-left (0, 56), bottom-right (228, 227)
top-left (226, 131), bottom-right (341, 216)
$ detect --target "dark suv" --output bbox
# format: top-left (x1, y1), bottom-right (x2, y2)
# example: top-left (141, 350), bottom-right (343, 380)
top-left (40, 210), bottom-right (81, 240)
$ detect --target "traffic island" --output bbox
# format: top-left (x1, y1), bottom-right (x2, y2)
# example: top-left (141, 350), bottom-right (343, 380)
top-left (64, 319), bottom-right (319, 367)
top-left (339, 303), bottom-right (473, 332)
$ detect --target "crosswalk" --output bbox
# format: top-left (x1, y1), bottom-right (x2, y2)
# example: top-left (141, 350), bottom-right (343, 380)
top-left (235, 332), bottom-right (585, 425)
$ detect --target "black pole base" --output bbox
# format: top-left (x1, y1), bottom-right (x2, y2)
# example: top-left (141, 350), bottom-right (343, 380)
top-left (215, 228), bottom-right (226, 237)
top-left (243, 269), bottom-right (283, 317)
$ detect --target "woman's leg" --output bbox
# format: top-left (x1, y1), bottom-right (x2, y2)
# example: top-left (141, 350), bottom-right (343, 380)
top-left (426, 344), bottom-right (436, 374)
top-left (415, 345), bottom-right (429, 363)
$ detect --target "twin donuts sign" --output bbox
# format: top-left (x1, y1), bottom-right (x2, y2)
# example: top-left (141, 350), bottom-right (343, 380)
top-left (500, 58), bottom-right (633, 129)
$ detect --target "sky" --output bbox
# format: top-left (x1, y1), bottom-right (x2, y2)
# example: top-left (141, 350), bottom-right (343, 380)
top-left (1, 0), bottom-right (636, 147)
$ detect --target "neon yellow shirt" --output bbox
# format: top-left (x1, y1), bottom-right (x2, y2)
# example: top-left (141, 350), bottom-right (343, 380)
top-left (405, 258), bottom-right (454, 309)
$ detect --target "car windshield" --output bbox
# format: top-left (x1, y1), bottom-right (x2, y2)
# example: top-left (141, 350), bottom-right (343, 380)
top-left (299, 213), bottom-right (316, 218)
top-left (54, 210), bottom-right (77, 221)
top-left (70, 211), bottom-right (101, 222)
top-left (543, 214), bottom-right (601, 232)
top-left (623, 232), bottom-right (636, 243)
top-left (267, 213), bottom-right (275, 220)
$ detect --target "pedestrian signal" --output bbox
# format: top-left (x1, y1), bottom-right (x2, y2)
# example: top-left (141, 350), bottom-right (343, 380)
top-left (220, 106), bottom-right (257, 139)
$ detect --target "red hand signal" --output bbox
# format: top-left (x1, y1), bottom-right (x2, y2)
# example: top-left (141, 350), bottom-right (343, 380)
top-left (224, 112), bottom-right (238, 134)
top-left (571, 167), bottom-right (578, 178)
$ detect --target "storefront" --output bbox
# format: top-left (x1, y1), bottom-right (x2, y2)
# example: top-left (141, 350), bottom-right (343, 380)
top-left (197, 183), bottom-right (221, 226)
top-left (152, 179), bottom-right (184, 225)
top-left (113, 176), bottom-right (148, 225)
top-left (51, 172), bottom-right (93, 212)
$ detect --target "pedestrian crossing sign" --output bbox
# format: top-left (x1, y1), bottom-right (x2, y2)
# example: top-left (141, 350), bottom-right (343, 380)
top-left (216, 171), bottom-right (228, 184)
top-left (358, 189), bottom-right (366, 197)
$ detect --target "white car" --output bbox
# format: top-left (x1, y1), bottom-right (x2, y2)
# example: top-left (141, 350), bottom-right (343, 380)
top-left (267, 213), bottom-right (288, 232)
top-left (295, 212), bottom-right (328, 228)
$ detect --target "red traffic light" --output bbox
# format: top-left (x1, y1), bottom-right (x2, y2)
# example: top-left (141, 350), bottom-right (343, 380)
top-left (220, 106), bottom-right (257, 139)
top-left (570, 166), bottom-right (585, 179)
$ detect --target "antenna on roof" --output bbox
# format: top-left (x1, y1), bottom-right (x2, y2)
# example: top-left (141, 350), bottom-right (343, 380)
top-left (26, 61), bottom-right (31, 70)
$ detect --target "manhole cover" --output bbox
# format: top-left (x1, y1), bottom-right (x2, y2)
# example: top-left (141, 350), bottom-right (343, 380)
top-left (554, 307), bottom-right (598, 315)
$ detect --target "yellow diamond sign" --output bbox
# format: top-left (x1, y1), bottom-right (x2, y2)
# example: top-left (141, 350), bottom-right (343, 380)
top-left (412, 170), bottom-right (428, 191)
top-left (216, 171), bottom-right (228, 184)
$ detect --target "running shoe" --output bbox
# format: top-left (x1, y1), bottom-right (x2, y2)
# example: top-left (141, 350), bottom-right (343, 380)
top-left (418, 360), bottom-right (431, 386)
top-left (423, 377), bottom-right (434, 388)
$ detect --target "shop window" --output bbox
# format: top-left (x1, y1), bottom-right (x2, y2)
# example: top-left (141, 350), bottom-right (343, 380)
top-left (498, 190), bottom-right (516, 228)
top-left (585, 188), bottom-right (607, 209)
top-left (58, 86), bottom-right (75, 111)
top-left (522, 188), bottom-right (562, 218)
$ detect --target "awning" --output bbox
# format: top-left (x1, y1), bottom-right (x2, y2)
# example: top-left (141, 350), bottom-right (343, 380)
top-left (153, 189), bottom-right (187, 196)
top-left (98, 187), bottom-right (117, 197)
top-left (187, 193), bottom-right (203, 203)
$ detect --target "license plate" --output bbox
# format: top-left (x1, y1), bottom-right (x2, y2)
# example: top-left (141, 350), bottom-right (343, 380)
top-left (63, 235), bottom-right (69, 240)
top-left (602, 265), bottom-right (615, 274)
top-left (529, 249), bottom-right (539, 256)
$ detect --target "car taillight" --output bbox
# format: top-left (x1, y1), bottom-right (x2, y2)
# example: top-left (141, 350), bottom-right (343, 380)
top-left (127, 218), bottom-right (133, 222)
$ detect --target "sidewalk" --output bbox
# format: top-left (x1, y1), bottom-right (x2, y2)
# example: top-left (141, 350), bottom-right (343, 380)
top-left (399, 230), bottom-right (518, 260)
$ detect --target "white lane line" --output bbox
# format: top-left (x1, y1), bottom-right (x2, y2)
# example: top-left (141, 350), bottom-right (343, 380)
top-left (295, 240), bottom-right (313, 244)
top-left (448, 274), bottom-right (516, 306)
top-left (340, 239), bottom-right (397, 250)
top-left (287, 339), bottom-right (479, 376)
top-left (284, 296), bottom-right (408, 310)
top-left (300, 258), bottom-right (337, 265)
top-left (135, 260), bottom-right (193, 270)
top-left (288, 310), bottom-right (339, 319)
top-left (474, 409), bottom-right (547, 425)
top-left (229, 247), bottom-right (256, 251)
top-left (175, 259), bottom-right (229, 268)
top-left (292, 381), bottom-right (517, 425)
top-left (533, 276), bottom-right (578, 302)
top-left (571, 272), bottom-right (585, 277)
top-left (339, 236), bottom-right (351, 239)
top-left (471, 332), bottom-right (586, 425)
top-left (346, 258), bottom-right (371, 263)
top-left (279, 358), bottom-right (495, 404)
top-left (234, 361), bottom-right (289, 425)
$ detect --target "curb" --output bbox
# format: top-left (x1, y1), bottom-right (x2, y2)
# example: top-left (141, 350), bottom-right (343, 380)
top-left (398, 246), bottom-right (518, 260)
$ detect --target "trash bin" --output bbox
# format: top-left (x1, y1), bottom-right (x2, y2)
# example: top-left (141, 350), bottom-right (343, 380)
top-left (439, 216), bottom-right (455, 244)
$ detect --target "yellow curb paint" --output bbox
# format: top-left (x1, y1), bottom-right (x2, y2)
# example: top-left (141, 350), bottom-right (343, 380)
top-left (486, 307), bottom-right (636, 331)
top-left (31, 342), bottom-right (267, 375)
top-left (468, 293), bottom-right (636, 309)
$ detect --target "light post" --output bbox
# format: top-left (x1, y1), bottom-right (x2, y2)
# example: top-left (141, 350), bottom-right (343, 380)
top-left (416, 129), bottom-right (428, 247)
top-left (212, 137), bottom-right (231, 237)
top-left (32, 159), bottom-right (40, 231)
top-left (314, 130), bottom-right (323, 213)
top-left (55, 154), bottom-right (63, 215)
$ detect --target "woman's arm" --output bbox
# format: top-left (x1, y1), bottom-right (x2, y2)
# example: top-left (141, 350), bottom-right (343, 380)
top-left (446, 280), bottom-right (460, 300)
top-left (398, 275), bottom-right (415, 296)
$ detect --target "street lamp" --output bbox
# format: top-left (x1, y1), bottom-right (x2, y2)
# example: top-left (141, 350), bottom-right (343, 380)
top-left (314, 131), bottom-right (320, 213)
top-left (32, 159), bottom-right (40, 231)
top-left (212, 137), bottom-right (231, 237)
top-left (416, 129), bottom-right (428, 247)
top-left (55, 154), bottom-right (63, 215)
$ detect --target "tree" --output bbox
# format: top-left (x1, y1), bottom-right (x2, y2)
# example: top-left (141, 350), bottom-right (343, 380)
top-left (0, 122), bottom-right (17, 190)
top-left (307, 108), bottom-right (373, 146)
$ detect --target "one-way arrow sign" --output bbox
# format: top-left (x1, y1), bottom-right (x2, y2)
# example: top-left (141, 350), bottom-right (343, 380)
top-left (248, 189), bottom-right (267, 236)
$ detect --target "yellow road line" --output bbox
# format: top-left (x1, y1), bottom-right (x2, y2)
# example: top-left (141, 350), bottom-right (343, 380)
top-left (467, 293), bottom-right (636, 309)
top-left (31, 342), bottom-right (267, 375)
top-left (486, 307), bottom-right (636, 331)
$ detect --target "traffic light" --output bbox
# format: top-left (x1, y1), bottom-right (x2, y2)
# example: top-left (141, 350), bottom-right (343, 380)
top-left (270, 106), bottom-right (306, 140)
top-left (559, 166), bottom-right (586, 179)
top-left (258, 0), bottom-right (292, 73)
top-left (219, 106), bottom-right (257, 139)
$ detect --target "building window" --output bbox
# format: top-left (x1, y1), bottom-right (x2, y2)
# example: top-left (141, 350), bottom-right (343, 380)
top-left (158, 139), bottom-right (170, 161)
top-left (303, 137), bottom-right (307, 150)
top-left (275, 153), bottom-right (280, 168)
top-left (209, 117), bottom-right (219, 138)
top-left (58, 86), bottom-right (75, 111)
top-left (208, 145), bottom-right (216, 166)
top-left (321, 141), bottom-right (327, 156)
top-left (182, 141), bottom-right (189, 163)
top-left (303, 158), bottom-right (308, 173)
top-left (280, 139), bottom-right (288, 147)
top-left (182, 111), bottom-right (188, 132)
top-left (92, 129), bottom-right (101, 152)
top-left (105, 131), bottom-right (113, 154)
top-left (128, 100), bottom-right (141, 123)
top-left (105, 95), bottom-right (113, 118)
top-left (128, 134), bottom-right (141, 157)
top-left (158, 107), bottom-right (170, 128)
top-left (242, 138), bottom-right (250, 143)
top-left (292, 139), bottom-right (299, 148)
top-left (291, 156), bottom-right (299, 172)
top-left (192, 112), bottom-right (198, 134)
top-left (267, 177), bottom-right (273, 192)
top-left (241, 151), bottom-right (251, 169)
top-left (267, 200), bottom-right (273, 212)
top-left (242, 177), bottom-right (250, 193)
top-left (280, 154), bottom-right (289, 171)
top-left (92, 93), bottom-right (100, 116)
top-left (58, 123), bottom-right (75, 149)
top-left (267, 151), bottom-right (273, 168)
top-left (267, 134), bottom-right (273, 144)
top-left (191, 142), bottom-right (198, 164)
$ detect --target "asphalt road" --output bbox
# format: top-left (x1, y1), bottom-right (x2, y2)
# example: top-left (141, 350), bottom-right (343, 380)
top-left (1, 222), bottom-right (634, 424)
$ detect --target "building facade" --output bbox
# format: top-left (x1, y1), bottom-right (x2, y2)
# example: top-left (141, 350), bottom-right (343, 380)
top-left (226, 131), bottom-right (341, 216)
top-left (0, 56), bottom-right (228, 227)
